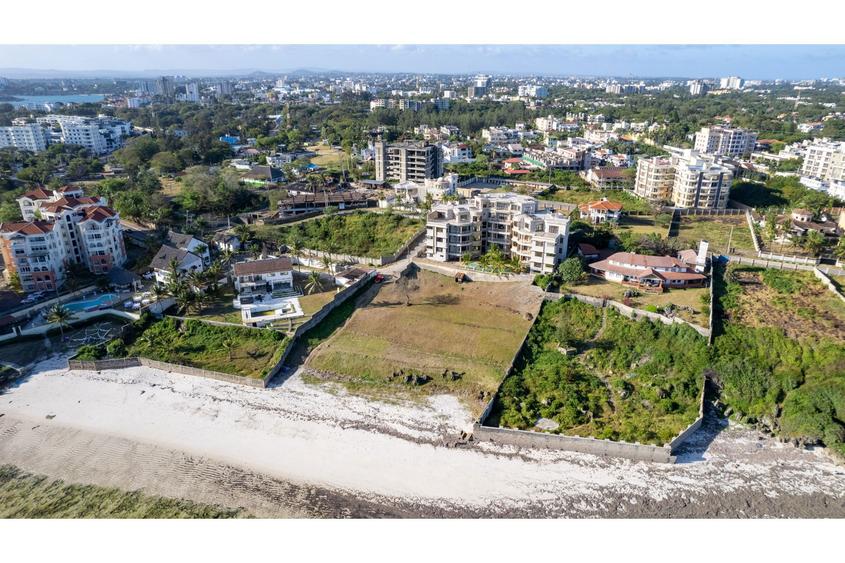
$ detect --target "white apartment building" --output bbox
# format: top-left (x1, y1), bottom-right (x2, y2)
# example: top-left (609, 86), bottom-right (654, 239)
top-left (518, 85), bottom-right (548, 98)
top-left (801, 140), bottom-right (845, 183)
top-left (719, 76), bottom-right (744, 90)
top-left (35, 114), bottom-right (132, 155)
top-left (425, 193), bottom-right (570, 275)
top-left (689, 80), bottom-right (707, 96)
top-left (693, 126), bottom-right (757, 157)
top-left (185, 82), bottom-right (200, 103)
top-left (0, 123), bottom-right (50, 153)
top-left (1, 185), bottom-right (126, 291)
top-left (440, 142), bottom-right (473, 164)
top-left (393, 174), bottom-right (458, 206)
top-left (634, 150), bottom-right (734, 209)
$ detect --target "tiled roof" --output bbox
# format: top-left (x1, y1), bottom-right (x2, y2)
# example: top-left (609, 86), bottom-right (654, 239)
top-left (233, 257), bottom-right (292, 276)
top-left (20, 187), bottom-right (52, 200)
top-left (579, 199), bottom-right (623, 212)
top-left (149, 245), bottom-right (199, 271)
top-left (0, 221), bottom-right (55, 235)
top-left (81, 206), bottom-right (118, 222)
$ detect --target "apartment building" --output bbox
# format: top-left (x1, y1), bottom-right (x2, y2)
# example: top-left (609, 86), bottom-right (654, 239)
top-left (801, 140), bottom-right (845, 183)
top-left (425, 193), bottom-right (569, 274)
top-left (634, 150), bottom-right (734, 208)
top-left (34, 114), bottom-right (132, 155)
top-left (0, 123), bottom-right (50, 153)
top-left (374, 141), bottom-right (443, 183)
top-left (441, 142), bottom-right (474, 164)
top-left (689, 80), bottom-right (707, 96)
top-left (0, 185), bottom-right (126, 291)
top-left (693, 126), bottom-right (757, 157)
top-left (518, 85), bottom-right (548, 98)
top-left (719, 76), bottom-right (744, 90)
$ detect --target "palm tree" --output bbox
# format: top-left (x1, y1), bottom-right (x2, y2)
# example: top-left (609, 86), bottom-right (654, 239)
top-left (233, 223), bottom-right (252, 245)
top-left (167, 257), bottom-right (182, 284)
top-left (220, 248), bottom-right (235, 266)
top-left (175, 288), bottom-right (195, 315)
top-left (151, 284), bottom-right (167, 302)
top-left (304, 271), bottom-right (322, 295)
top-left (321, 253), bottom-right (335, 273)
top-left (289, 237), bottom-right (304, 270)
top-left (222, 338), bottom-right (236, 360)
top-left (803, 229), bottom-right (826, 256)
top-left (46, 304), bottom-right (75, 343)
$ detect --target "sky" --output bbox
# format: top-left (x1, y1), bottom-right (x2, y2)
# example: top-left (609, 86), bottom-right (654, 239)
top-left (0, 45), bottom-right (844, 80)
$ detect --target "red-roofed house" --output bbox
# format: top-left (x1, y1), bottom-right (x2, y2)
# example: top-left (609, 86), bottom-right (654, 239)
top-left (588, 251), bottom-right (707, 292)
top-left (578, 198), bottom-right (623, 224)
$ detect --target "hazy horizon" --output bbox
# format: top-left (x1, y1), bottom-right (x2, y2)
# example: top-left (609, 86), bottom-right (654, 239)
top-left (1, 45), bottom-right (844, 80)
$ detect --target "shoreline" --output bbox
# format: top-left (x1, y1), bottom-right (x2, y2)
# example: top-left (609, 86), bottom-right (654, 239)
top-left (1, 358), bottom-right (845, 517)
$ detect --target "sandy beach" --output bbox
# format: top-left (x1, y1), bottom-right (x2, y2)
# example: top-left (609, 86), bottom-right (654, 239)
top-left (1, 356), bottom-right (844, 517)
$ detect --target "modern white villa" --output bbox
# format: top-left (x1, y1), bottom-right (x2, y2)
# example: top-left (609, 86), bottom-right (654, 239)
top-left (232, 256), bottom-right (301, 327)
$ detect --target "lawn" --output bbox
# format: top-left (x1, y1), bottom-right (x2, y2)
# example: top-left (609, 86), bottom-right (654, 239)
top-left (675, 215), bottom-right (756, 256)
top-left (566, 278), bottom-right (710, 327)
top-left (253, 211), bottom-right (424, 259)
top-left (614, 214), bottom-right (668, 238)
top-left (294, 272), bottom-right (338, 318)
top-left (0, 465), bottom-right (244, 518)
top-left (306, 144), bottom-right (348, 168)
top-left (306, 267), bottom-right (544, 413)
top-left (493, 298), bottom-right (707, 445)
top-left (539, 188), bottom-right (654, 214)
top-left (126, 317), bottom-right (288, 379)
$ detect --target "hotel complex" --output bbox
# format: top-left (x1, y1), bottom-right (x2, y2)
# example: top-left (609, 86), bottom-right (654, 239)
top-left (0, 185), bottom-right (126, 292)
top-left (425, 192), bottom-right (570, 274)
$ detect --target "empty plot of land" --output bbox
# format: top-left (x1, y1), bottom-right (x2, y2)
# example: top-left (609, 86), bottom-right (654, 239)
top-left (675, 215), bottom-right (756, 255)
top-left (307, 144), bottom-right (348, 168)
top-left (306, 268), bottom-right (543, 413)
top-left (615, 214), bottom-right (668, 237)
top-left (728, 268), bottom-right (845, 343)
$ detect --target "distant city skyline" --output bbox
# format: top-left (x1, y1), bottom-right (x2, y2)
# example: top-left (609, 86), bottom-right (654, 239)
top-left (1, 45), bottom-right (844, 80)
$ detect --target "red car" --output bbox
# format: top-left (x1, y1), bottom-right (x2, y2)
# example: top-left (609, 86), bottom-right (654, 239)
top-left (374, 274), bottom-right (385, 283)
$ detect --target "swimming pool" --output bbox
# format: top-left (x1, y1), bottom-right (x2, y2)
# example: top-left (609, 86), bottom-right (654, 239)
top-left (64, 293), bottom-right (119, 312)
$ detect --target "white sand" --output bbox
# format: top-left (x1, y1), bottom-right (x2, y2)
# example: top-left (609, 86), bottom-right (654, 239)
top-left (2, 357), bottom-right (845, 516)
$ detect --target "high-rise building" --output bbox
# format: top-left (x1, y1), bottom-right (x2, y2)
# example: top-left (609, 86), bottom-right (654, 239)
top-left (693, 126), bottom-right (757, 157)
top-left (215, 81), bottom-right (233, 99)
top-left (0, 123), bottom-right (50, 153)
top-left (689, 80), bottom-right (707, 96)
top-left (185, 82), bottom-right (200, 103)
top-left (634, 150), bottom-right (734, 209)
top-left (35, 115), bottom-right (132, 155)
top-left (719, 76), bottom-right (744, 90)
top-left (425, 192), bottom-right (569, 274)
top-left (155, 76), bottom-right (175, 99)
top-left (374, 141), bottom-right (443, 183)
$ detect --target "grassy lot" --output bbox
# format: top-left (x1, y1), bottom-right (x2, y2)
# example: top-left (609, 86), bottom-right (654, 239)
top-left (306, 268), bottom-right (543, 413)
top-left (0, 465), bottom-right (244, 518)
top-left (126, 317), bottom-right (287, 379)
top-left (539, 188), bottom-right (654, 214)
top-left (159, 176), bottom-right (183, 197)
top-left (721, 266), bottom-right (845, 343)
top-left (614, 214), bottom-right (668, 238)
top-left (253, 211), bottom-right (423, 259)
top-left (307, 144), bottom-right (348, 168)
top-left (190, 287), bottom-right (242, 325)
top-left (493, 298), bottom-right (706, 445)
top-left (713, 264), bottom-right (845, 458)
top-left (675, 215), bottom-right (756, 256)
top-left (566, 278), bottom-right (710, 327)
top-left (294, 272), bottom-right (338, 318)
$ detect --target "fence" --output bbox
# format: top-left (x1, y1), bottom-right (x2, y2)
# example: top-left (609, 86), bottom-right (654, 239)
top-left (664, 207), bottom-right (745, 216)
top-left (67, 356), bottom-right (268, 388)
top-left (813, 267), bottom-right (845, 304)
top-left (413, 259), bottom-right (536, 283)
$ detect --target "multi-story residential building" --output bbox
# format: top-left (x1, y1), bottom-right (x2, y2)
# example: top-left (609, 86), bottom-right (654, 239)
top-left (671, 154), bottom-right (733, 209)
top-left (0, 123), bottom-right (50, 153)
top-left (440, 142), bottom-right (473, 164)
top-left (581, 167), bottom-right (629, 190)
top-left (1, 185), bottom-right (126, 291)
top-left (801, 140), bottom-right (845, 183)
top-left (425, 193), bottom-right (569, 274)
top-left (689, 80), bottom-right (707, 96)
top-left (149, 245), bottom-right (204, 286)
top-left (35, 114), bottom-right (132, 155)
top-left (578, 198), bottom-right (623, 224)
top-left (185, 82), bottom-right (200, 103)
top-left (518, 85), bottom-right (548, 98)
top-left (523, 147), bottom-right (591, 171)
top-left (374, 141), bottom-right (443, 183)
top-left (634, 150), bottom-right (734, 208)
top-left (719, 76), bottom-right (744, 90)
top-left (694, 126), bottom-right (757, 157)
top-left (634, 156), bottom-right (675, 201)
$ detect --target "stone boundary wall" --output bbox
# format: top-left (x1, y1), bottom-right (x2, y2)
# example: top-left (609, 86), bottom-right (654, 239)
top-left (548, 292), bottom-right (711, 339)
top-left (414, 259), bottom-right (536, 283)
top-left (745, 210), bottom-right (820, 266)
top-left (471, 424), bottom-right (676, 463)
top-left (669, 207), bottom-right (744, 216)
top-left (68, 357), bottom-right (268, 388)
top-left (728, 255), bottom-right (817, 272)
top-left (17, 309), bottom-right (139, 338)
top-left (746, 210), bottom-right (763, 253)
top-left (667, 377), bottom-right (708, 453)
top-left (708, 262), bottom-right (716, 346)
top-left (813, 267), bottom-right (845, 304)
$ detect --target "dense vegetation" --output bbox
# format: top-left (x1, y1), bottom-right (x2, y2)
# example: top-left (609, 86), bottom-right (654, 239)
top-left (712, 265), bottom-right (845, 457)
top-left (497, 299), bottom-right (706, 445)
top-left (0, 465), bottom-right (244, 518)
top-left (76, 314), bottom-right (287, 379)
top-left (730, 176), bottom-right (844, 211)
top-left (257, 211), bottom-right (423, 258)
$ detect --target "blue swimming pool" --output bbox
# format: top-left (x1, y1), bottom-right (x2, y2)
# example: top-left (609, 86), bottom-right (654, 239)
top-left (64, 293), bottom-right (119, 312)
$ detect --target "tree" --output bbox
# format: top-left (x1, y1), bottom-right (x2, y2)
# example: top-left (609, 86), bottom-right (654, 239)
top-left (395, 264), bottom-right (420, 306)
top-left (802, 229), bottom-right (826, 256)
top-left (558, 257), bottom-right (586, 286)
top-left (288, 237), bottom-right (304, 270)
top-left (46, 304), bottom-right (75, 342)
top-left (304, 271), bottom-right (322, 295)
top-left (222, 338), bottom-right (236, 360)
